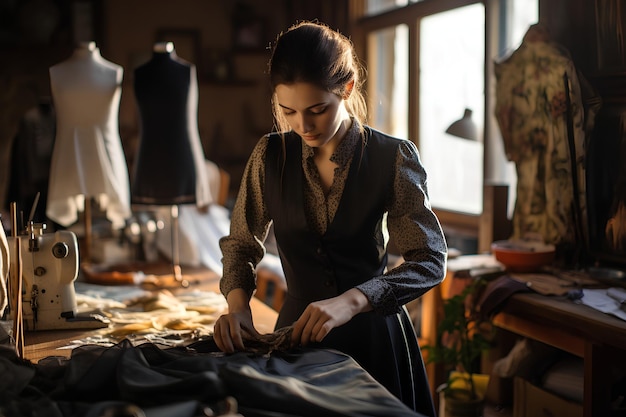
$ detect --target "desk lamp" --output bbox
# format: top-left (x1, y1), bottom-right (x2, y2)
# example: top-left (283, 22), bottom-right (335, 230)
top-left (131, 41), bottom-right (210, 287)
top-left (445, 108), bottom-right (478, 141)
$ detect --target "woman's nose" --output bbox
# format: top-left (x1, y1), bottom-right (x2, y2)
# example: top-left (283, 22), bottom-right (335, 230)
top-left (298, 114), bottom-right (313, 133)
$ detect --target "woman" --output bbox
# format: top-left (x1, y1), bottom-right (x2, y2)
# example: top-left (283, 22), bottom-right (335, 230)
top-left (214, 21), bottom-right (447, 416)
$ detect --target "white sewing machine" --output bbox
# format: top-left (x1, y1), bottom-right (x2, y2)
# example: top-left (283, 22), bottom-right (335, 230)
top-left (12, 221), bottom-right (109, 331)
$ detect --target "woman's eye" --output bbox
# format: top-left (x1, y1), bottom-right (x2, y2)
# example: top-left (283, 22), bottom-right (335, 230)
top-left (310, 107), bottom-right (327, 115)
top-left (283, 110), bottom-right (295, 116)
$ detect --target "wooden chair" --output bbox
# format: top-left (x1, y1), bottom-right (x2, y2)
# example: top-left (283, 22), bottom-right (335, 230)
top-left (254, 267), bottom-right (287, 312)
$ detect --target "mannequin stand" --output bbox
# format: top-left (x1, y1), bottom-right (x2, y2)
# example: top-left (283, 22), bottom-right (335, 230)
top-left (170, 205), bottom-right (189, 288)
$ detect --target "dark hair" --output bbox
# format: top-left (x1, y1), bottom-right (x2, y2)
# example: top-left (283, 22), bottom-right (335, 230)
top-left (268, 21), bottom-right (367, 133)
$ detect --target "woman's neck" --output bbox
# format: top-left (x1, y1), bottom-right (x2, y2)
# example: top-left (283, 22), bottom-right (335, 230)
top-left (315, 117), bottom-right (352, 159)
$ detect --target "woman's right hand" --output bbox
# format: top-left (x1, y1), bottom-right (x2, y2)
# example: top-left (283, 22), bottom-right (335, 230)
top-left (213, 289), bottom-right (260, 353)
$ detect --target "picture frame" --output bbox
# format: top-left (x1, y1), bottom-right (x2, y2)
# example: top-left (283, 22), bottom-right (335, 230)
top-left (233, 18), bottom-right (267, 51)
top-left (201, 48), bottom-right (234, 82)
top-left (230, 2), bottom-right (267, 52)
top-left (155, 28), bottom-right (201, 65)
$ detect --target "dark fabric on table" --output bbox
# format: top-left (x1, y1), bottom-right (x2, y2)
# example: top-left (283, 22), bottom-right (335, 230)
top-left (476, 275), bottom-right (531, 318)
top-left (0, 340), bottom-right (425, 417)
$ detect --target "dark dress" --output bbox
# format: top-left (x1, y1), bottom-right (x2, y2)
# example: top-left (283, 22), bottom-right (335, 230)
top-left (132, 49), bottom-right (209, 206)
top-left (264, 129), bottom-right (436, 417)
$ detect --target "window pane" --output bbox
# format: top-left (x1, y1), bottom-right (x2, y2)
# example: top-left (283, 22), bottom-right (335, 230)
top-left (491, 0), bottom-right (539, 215)
top-left (365, 0), bottom-right (421, 16)
top-left (419, 4), bottom-right (485, 214)
top-left (366, 24), bottom-right (409, 140)
top-left (505, 0), bottom-right (539, 52)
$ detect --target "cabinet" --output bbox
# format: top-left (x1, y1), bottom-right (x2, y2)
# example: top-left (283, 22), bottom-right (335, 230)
top-left (491, 292), bottom-right (626, 417)
top-left (426, 255), bottom-right (626, 417)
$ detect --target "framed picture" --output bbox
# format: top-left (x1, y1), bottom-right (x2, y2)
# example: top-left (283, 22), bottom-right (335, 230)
top-left (233, 19), bottom-right (267, 51)
top-left (155, 29), bottom-right (201, 65)
top-left (231, 3), bottom-right (267, 51)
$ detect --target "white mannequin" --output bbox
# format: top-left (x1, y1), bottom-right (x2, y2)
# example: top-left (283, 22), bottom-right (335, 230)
top-left (47, 41), bottom-right (131, 229)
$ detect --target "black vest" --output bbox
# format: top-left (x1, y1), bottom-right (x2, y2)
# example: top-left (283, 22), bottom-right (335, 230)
top-left (265, 128), bottom-right (399, 325)
top-left (265, 129), bottom-right (436, 416)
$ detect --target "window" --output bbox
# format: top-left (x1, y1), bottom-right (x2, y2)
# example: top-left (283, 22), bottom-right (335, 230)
top-left (360, 0), bottom-right (538, 223)
top-left (419, 4), bottom-right (484, 214)
top-left (365, 0), bottom-right (422, 16)
top-left (366, 24), bottom-right (409, 140)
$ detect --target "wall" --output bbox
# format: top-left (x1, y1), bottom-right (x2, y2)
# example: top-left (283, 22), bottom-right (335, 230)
top-left (101, 0), bottom-right (351, 200)
top-left (540, 0), bottom-right (626, 266)
top-left (102, 0), bottom-right (287, 199)
top-left (0, 0), bottom-right (352, 213)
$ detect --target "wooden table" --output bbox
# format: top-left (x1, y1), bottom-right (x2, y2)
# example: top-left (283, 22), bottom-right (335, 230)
top-left (492, 292), bottom-right (626, 417)
top-left (22, 264), bottom-right (278, 362)
top-left (420, 254), bottom-right (626, 416)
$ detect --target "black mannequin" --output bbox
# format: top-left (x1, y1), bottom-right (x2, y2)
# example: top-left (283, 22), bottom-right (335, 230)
top-left (132, 42), bottom-right (210, 207)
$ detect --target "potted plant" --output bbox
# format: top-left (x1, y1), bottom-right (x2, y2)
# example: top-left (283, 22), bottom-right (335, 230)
top-left (423, 275), bottom-right (496, 417)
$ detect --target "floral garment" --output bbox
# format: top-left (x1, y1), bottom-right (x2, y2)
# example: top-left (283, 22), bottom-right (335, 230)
top-left (494, 25), bottom-right (593, 247)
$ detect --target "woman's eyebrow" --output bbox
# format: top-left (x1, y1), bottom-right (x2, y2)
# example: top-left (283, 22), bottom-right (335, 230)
top-left (278, 102), bottom-right (327, 111)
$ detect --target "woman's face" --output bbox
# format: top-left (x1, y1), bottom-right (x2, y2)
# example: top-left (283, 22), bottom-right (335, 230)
top-left (275, 82), bottom-right (350, 148)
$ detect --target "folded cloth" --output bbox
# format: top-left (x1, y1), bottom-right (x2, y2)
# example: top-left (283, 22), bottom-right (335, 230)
top-left (580, 288), bottom-right (626, 322)
top-left (477, 275), bottom-right (531, 318)
top-left (2, 339), bottom-right (425, 417)
top-left (243, 326), bottom-right (293, 355)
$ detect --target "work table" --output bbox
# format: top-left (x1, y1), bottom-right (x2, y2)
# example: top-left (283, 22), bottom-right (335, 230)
top-left (6, 264), bottom-right (427, 417)
top-left (422, 254), bottom-right (626, 417)
top-left (20, 264), bottom-right (278, 362)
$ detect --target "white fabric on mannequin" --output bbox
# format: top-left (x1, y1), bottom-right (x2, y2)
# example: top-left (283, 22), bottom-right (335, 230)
top-left (47, 41), bottom-right (131, 229)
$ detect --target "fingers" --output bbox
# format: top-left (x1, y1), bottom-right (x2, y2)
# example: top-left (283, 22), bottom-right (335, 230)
top-left (230, 321), bottom-right (246, 352)
top-left (291, 306), bottom-right (332, 347)
top-left (213, 317), bottom-right (235, 353)
top-left (241, 323), bottom-right (261, 340)
top-left (300, 314), bottom-right (321, 345)
top-left (213, 314), bottom-right (250, 353)
top-left (290, 310), bottom-right (308, 347)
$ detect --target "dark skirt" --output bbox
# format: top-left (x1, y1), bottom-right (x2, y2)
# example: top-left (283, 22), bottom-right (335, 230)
top-left (276, 302), bottom-right (435, 417)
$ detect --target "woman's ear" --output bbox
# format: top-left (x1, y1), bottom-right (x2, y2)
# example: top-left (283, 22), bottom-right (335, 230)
top-left (343, 79), bottom-right (355, 100)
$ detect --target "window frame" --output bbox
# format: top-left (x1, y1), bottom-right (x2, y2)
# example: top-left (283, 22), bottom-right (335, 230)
top-left (352, 0), bottom-right (502, 251)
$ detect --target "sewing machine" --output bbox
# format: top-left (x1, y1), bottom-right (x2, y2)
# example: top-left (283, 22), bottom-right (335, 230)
top-left (12, 221), bottom-right (108, 331)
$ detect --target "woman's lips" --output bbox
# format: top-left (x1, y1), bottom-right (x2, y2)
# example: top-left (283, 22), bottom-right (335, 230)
top-left (302, 134), bottom-right (319, 141)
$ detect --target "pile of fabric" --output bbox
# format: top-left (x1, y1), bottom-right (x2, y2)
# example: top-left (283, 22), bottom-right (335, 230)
top-left (0, 339), bottom-right (425, 417)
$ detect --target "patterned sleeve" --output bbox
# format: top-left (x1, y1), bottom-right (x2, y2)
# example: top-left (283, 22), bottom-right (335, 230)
top-left (219, 136), bottom-right (273, 299)
top-left (356, 139), bottom-right (448, 315)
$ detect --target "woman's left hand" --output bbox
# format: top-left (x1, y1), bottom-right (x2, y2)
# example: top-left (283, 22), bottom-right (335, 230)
top-left (290, 288), bottom-right (372, 347)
